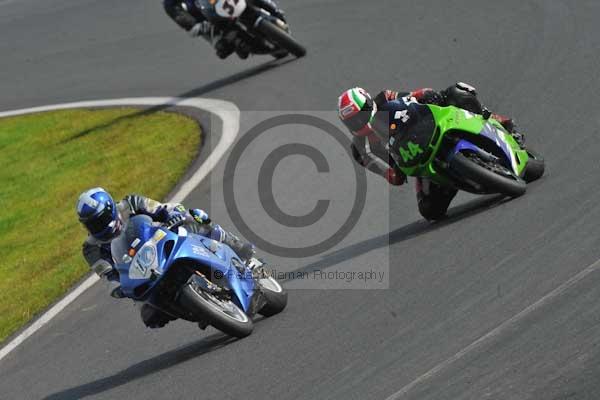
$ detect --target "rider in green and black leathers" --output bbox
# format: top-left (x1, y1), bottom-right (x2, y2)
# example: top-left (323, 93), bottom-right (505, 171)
top-left (163, 0), bottom-right (286, 59)
top-left (338, 83), bottom-right (524, 221)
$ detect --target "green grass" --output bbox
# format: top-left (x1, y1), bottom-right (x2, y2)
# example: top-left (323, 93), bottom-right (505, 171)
top-left (0, 108), bottom-right (201, 343)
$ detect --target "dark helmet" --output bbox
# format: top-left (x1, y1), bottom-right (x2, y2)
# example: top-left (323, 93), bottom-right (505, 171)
top-left (76, 188), bottom-right (122, 241)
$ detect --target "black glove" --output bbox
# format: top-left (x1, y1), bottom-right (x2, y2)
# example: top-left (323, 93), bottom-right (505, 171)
top-left (189, 21), bottom-right (211, 38)
top-left (165, 212), bottom-right (185, 229)
top-left (482, 107), bottom-right (492, 120)
top-left (420, 90), bottom-right (445, 106)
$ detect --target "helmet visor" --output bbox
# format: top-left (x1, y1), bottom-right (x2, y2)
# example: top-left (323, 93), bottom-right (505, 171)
top-left (341, 97), bottom-right (375, 132)
top-left (82, 205), bottom-right (114, 234)
top-left (342, 110), bottom-right (374, 133)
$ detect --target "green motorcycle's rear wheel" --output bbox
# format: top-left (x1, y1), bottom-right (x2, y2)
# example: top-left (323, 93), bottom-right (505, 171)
top-left (522, 149), bottom-right (545, 183)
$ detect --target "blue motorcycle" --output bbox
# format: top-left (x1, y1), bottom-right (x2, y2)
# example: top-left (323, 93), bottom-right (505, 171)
top-left (111, 215), bottom-right (287, 338)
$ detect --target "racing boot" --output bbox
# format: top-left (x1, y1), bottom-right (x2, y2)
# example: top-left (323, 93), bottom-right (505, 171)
top-left (223, 231), bottom-right (256, 260)
top-left (214, 29), bottom-right (240, 59)
top-left (140, 304), bottom-right (174, 329)
top-left (210, 224), bottom-right (256, 261)
top-left (215, 37), bottom-right (235, 59)
top-left (189, 209), bottom-right (256, 260)
top-left (416, 178), bottom-right (458, 221)
top-left (234, 38), bottom-right (251, 59)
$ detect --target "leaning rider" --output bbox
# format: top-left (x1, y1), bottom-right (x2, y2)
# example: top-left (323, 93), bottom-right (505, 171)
top-left (337, 82), bottom-right (523, 221)
top-left (163, 0), bottom-right (286, 59)
top-left (76, 187), bottom-right (255, 328)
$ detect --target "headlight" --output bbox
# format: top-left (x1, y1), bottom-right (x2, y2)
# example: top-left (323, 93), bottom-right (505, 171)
top-left (129, 243), bottom-right (158, 279)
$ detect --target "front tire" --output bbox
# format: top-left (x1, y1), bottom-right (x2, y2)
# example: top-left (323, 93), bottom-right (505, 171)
top-left (256, 19), bottom-right (306, 58)
top-left (450, 152), bottom-right (527, 197)
top-left (179, 284), bottom-right (253, 338)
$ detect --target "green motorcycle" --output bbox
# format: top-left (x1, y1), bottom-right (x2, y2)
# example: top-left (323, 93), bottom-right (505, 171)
top-left (385, 103), bottom-right (545, 197)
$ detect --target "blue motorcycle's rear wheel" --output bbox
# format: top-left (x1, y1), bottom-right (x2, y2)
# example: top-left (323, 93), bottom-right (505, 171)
top-left (258, 277), bottom-right (287, 317)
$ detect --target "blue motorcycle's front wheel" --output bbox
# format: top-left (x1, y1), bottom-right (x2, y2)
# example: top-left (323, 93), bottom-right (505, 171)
top-left (179, 283), bottom-right (254, 338)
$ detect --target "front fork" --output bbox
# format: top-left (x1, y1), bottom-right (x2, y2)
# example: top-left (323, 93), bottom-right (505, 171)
top-left (237, 7), bottom-right (288, 52)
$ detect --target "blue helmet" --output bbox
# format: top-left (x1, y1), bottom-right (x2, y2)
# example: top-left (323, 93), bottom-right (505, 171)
top-left (76, 188), bottom-right (122, 241)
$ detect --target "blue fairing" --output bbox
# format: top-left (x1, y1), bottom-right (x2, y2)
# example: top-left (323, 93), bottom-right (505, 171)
top-left (112, 216), bottom-right (255, 312)
top-left (173, 234), bottom-right (256, 311)
top-left (452, 139), bottom-right (482, 156)
top-left (479, 123), bottom-right (514, 165)
top-left (449, 122), bottom-right (516, 173)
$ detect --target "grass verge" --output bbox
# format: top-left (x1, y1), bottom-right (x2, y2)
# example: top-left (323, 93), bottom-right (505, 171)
top-left (0, 108), bottom-right (201, 343)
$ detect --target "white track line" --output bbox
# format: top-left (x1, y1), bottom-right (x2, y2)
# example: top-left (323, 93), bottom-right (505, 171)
top-left (384, 257), bottom-right (600, 399)
top-left (0, 97), bottom-right (240, 362)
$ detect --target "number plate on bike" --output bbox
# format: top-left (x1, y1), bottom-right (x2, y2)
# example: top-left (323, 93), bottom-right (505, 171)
top-left (388, 104), bottom-right (436, 168)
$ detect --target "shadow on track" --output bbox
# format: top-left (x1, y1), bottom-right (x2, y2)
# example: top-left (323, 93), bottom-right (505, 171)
top-left (282, 194), bottom-right (509, 281)
top-left (62, 57), bottom-right (296, 143)
top-left (42, 333), bottom-right (235, 400)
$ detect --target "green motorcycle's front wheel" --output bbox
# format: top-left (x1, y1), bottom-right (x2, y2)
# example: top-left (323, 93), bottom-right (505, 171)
top-left (450, 152), bottom-right (527, 197)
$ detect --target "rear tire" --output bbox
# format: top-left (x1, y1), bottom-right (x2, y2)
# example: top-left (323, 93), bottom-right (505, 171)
top-left (256, 19), bottom-right (306, 58)
top-left (179, 284), bottom-right (253, 338)
top-left (450, 152), bottom-right (527, 197)
top-left (522, 149), bottom-right (545, 183)
top-left (258, 277), bottom-right (288, 317)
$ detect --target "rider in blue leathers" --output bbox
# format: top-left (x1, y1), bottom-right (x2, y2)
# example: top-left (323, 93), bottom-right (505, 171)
top-left (77, 188), bottom-right (255, 328)
top-left (163, 0), bottom-right (286, 59)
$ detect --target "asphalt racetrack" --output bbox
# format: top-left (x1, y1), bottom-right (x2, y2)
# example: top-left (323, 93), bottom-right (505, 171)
top-left (2, 1), bottom-right (600, 399)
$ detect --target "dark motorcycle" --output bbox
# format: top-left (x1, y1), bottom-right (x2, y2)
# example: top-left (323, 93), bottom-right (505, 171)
top-left (184, 0), bottom-right (306, 58)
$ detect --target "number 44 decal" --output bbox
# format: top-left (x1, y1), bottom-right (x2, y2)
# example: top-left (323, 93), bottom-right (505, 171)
top-left (399, 141), bottom-right (423, 163)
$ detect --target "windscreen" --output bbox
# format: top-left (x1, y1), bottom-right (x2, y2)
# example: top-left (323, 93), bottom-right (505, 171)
top-left (111, 215), bottom-right (154, 266)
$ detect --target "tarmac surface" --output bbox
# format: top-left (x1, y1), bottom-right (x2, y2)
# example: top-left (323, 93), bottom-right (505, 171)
top-left (1, 1), bottom-right (600, 399)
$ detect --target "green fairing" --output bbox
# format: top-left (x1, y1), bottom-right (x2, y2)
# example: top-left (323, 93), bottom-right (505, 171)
top-left (394, 105), bottom-right (529, 187)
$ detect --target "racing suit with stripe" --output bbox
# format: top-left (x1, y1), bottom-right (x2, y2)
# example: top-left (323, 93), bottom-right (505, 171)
top-left (350, 83), bottom-right (518, 220)
top-left (82, 194), bottom-right (253, 328)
